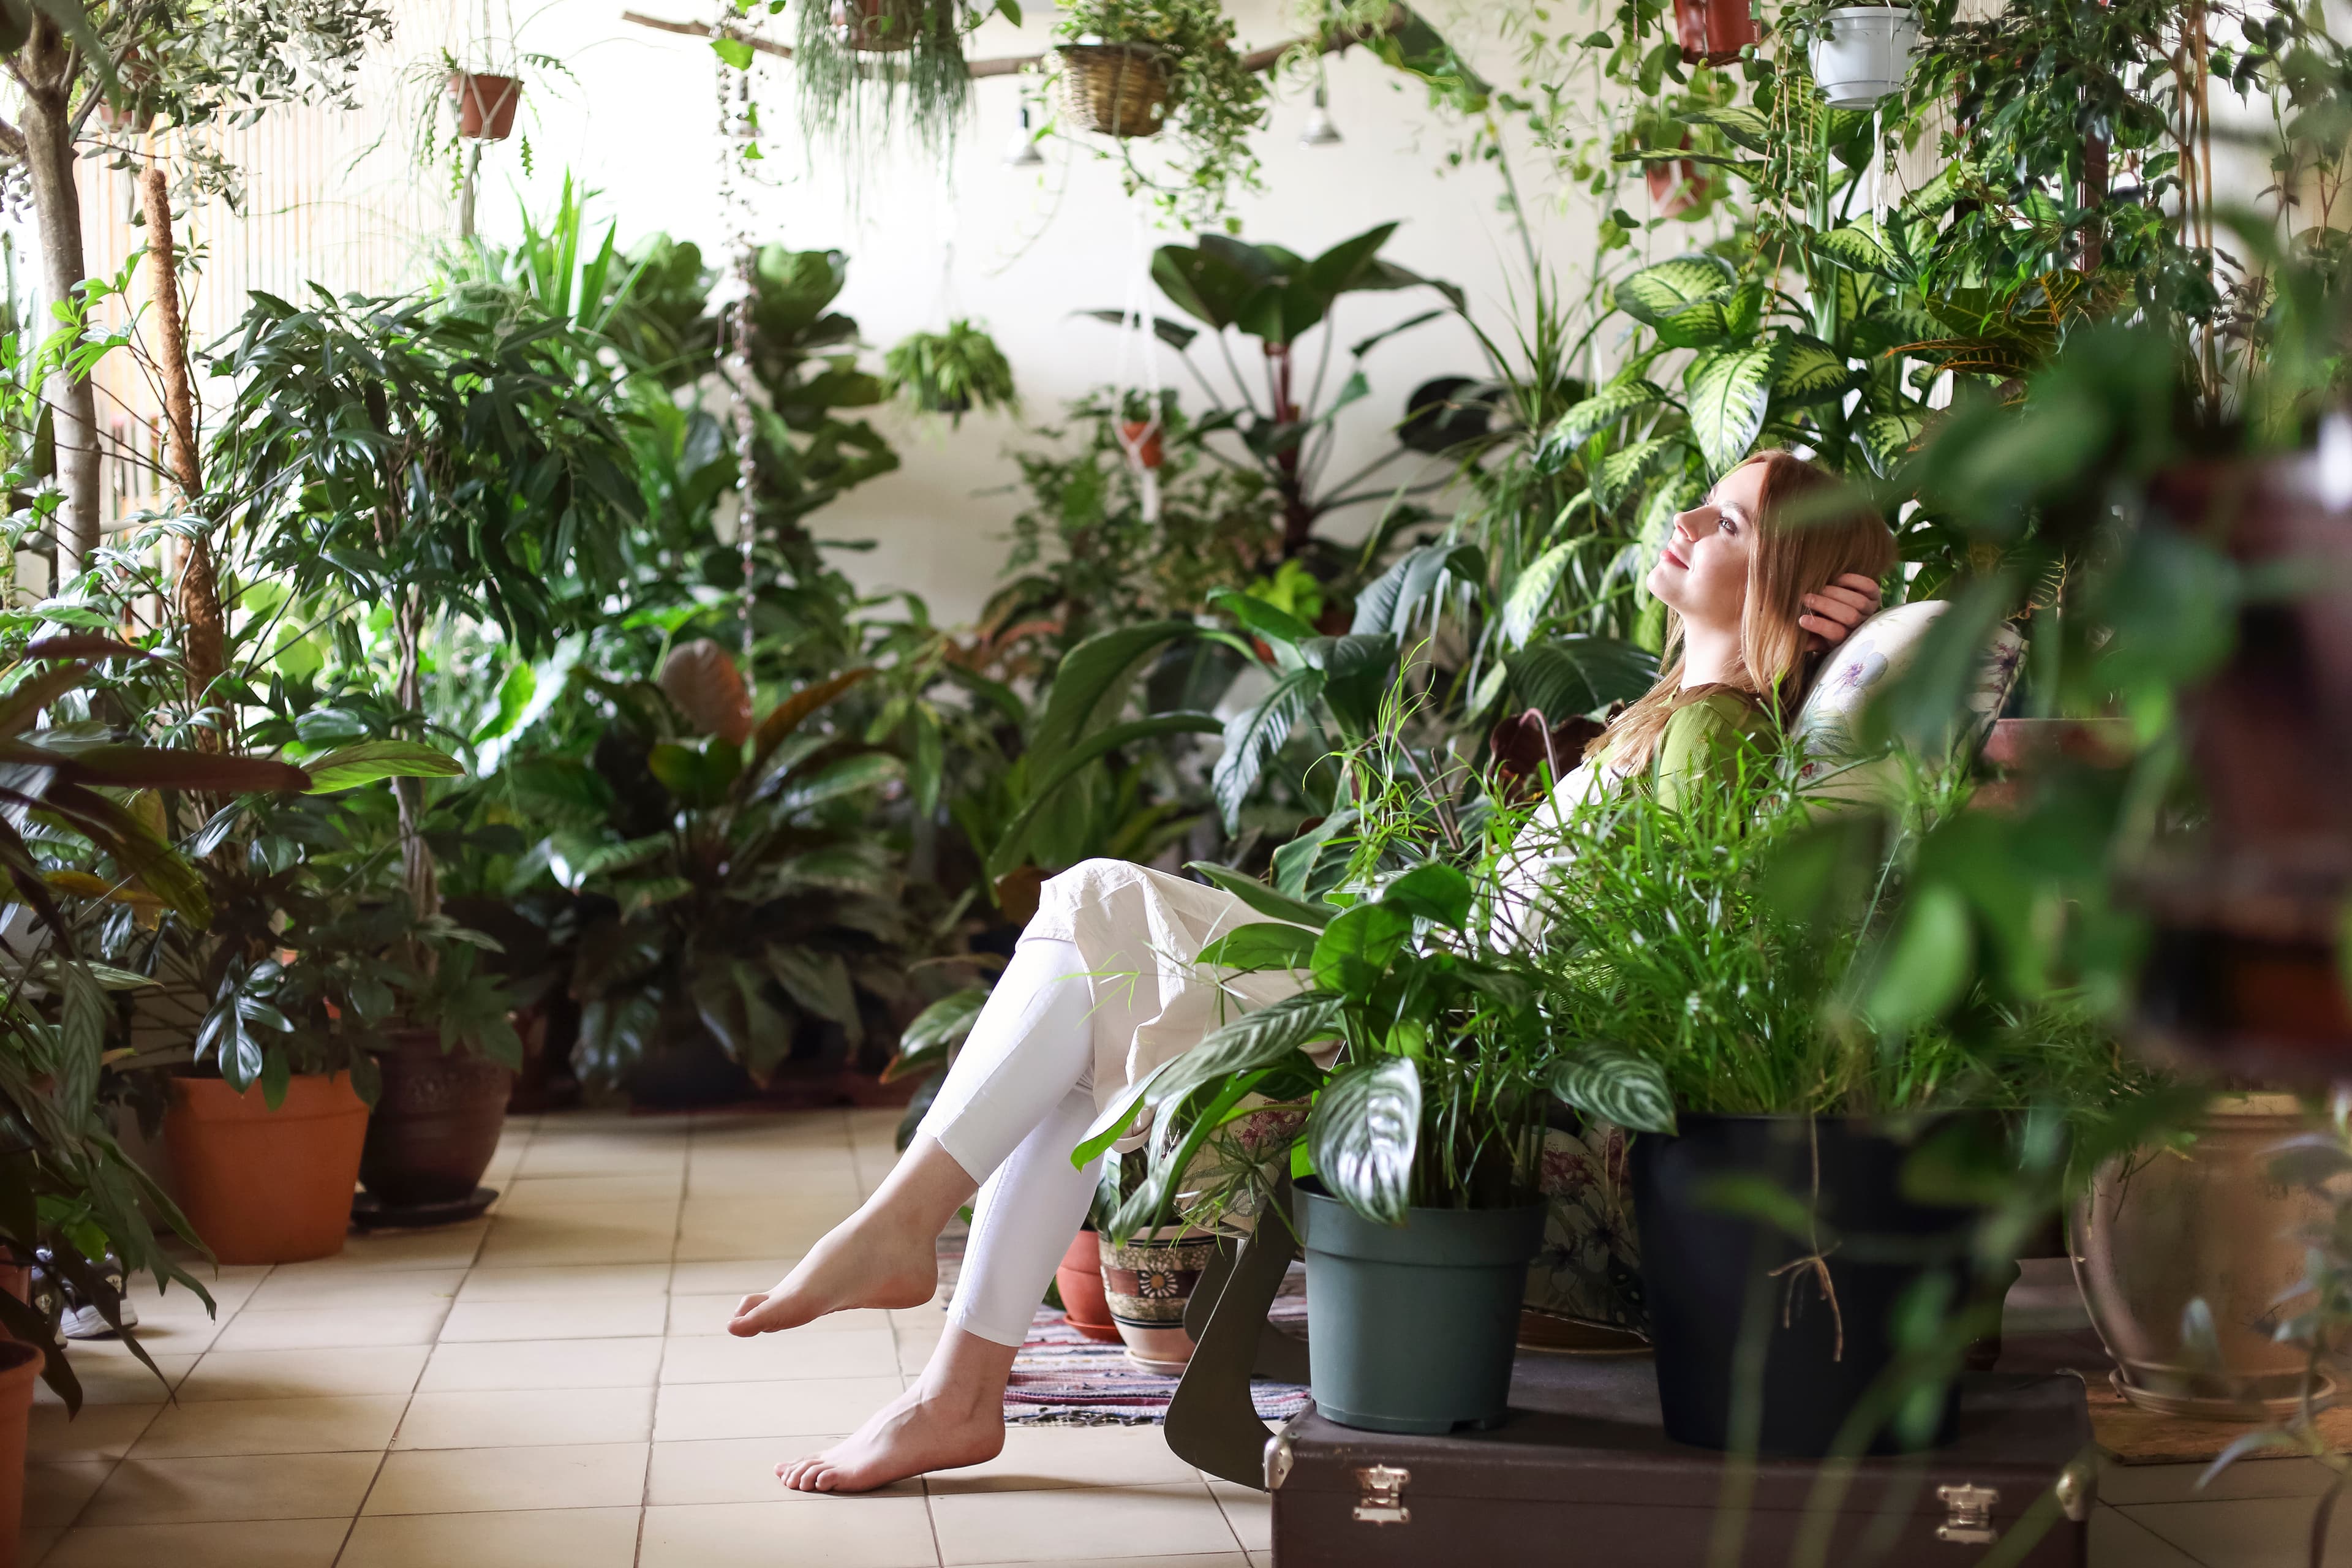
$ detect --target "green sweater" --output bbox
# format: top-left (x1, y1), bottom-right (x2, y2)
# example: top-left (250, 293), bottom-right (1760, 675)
top-left (1649, 692), bottom-right (1765, 810)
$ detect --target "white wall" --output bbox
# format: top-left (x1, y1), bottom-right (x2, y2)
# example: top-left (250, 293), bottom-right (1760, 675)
top-left (461, 1), bottom-right (1618, 624)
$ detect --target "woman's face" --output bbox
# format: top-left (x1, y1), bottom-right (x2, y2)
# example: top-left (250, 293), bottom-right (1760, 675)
top-left (1646, 461), bottom-right (1764, 634)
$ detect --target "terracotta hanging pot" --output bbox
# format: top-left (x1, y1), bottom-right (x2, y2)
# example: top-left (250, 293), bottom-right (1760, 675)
top-left (1055, 1229), bottom-right (1123, 1343)
top-left (448, 71), bottom-right (521, 141)
top-left (1119, 420), bottom-right (1164, 470)
top-left (164, 1074), bottom-right (369, 1265)
top-left (1673, 0), bottom-right (1758, 66)
top-left (357, 1026), bottom-right (515, 1217)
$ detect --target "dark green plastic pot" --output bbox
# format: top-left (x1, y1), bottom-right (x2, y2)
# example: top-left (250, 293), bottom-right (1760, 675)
top-left (1296, 1183), bottom-right (1544, 1434)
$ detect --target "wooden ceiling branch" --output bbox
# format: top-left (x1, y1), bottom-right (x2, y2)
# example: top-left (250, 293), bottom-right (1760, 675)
top-left (617, 6), bottom-right (1408, 79)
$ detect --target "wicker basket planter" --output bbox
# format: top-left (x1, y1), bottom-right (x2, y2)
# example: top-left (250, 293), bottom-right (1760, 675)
top-left (1057, 43), bottom-right (1173, 138)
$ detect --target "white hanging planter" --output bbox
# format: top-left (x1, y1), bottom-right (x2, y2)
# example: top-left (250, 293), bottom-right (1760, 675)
top-left (1808, 6), bottom-right (1921, 109)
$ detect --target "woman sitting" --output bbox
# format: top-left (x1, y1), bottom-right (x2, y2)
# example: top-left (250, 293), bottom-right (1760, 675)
top-left (730, 450), bottom-right (1898, 1493)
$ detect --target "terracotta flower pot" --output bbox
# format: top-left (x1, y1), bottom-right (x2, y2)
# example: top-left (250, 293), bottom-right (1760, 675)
top-left (1673, 0), bottom-right (1758, 64)
top-left (0, 1340), bottom-right (40, 1542)
top-left (1119, 420), bottom-right (1164, 470)
top-left (359, 1027), bottom-right (516, 1209)
top-left (1055, 1230), bottom-right (1123, 1344)
top-left (165, 1074), bottom-right (369, 1265)
top-left (831, 0), bottom-right (920, 51)
top-left (449, 71), bottom-right (520, 141)
top-left (1099, 1229), bottom-right (1215, 1374)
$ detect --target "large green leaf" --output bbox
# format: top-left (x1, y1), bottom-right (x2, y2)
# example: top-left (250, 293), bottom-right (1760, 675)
top-left (1377, 862), bottom-right (1473, 929)
top-left (1300, 634), bottom-right (1396, 734)
top-left (300, 739), bottom-right (464, 793)
top-left (1544, 379), bottom-right (1670, 457)
top-left (1615, 255), bottom-right (1736, 326)
top-left (1593, 435), bottom-right (1681, 511)
top-left (1310, 1058), bottom-right (1422, 1224)
top-left (1350, 542), bottom-right (1484, 638)
top-left (1207, 587), bottom-right (1316, 659)
top-left (1685, 342), bottom-right (1781, 475)
top-left (1026, 620), bottom-right (1200, 780)
top-left (1210, 667), bottom-right (1322, 831)
top-left (1310, 902), bottom-right (1415, 995)
top-left (1861, 411), bottom-right (1925, 477)
top-left (989, 712), bottom-right (1224, 877)
top-left (1304, 222), bottom-right (1401, 296)
top-left (1147, 992), bottom-right (1341, 1114)
top-left (1194, 921), bottom-right (1319, 972)
top-left (1501, 541), bottom-right (1579, 650)
top-left (1506, 637), bottom-right (1660, 720)
top-left (1773, 333), bottom-right (1857, 407)
top-left (1677, 105), bottom-right (1772, 152)
top-left (1552, 1047), bottom-right (1677, 1134)
top-left (1186, 861), bottom-right (1336, 929)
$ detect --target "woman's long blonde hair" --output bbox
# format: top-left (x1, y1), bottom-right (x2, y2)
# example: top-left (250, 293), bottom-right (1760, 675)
top-left (1591, 451), bottom-right (1898, 771)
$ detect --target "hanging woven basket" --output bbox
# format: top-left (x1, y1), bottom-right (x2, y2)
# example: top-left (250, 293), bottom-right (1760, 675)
top-left (1055, 43), bottom-right (1174, 138)
top-left (831, 0), bottom-right (921, 53)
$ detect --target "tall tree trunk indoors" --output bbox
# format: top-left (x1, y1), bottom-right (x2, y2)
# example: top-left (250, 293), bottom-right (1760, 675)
top-left (13, 17), bottom-right (102, 583)
top-left (392, 587), bottom-right (440, 922)
top-left (139, 156), bottom-right (228, 744)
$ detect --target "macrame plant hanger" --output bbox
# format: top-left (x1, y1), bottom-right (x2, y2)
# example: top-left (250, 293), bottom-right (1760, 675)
top-left (1110, 200), bottom-right (1166, 522)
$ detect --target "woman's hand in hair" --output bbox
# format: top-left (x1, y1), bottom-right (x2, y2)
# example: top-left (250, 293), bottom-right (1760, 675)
top-left (1796, 573), bottom-right (1882, 651)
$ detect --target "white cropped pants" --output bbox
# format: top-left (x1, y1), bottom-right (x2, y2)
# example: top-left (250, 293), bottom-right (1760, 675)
top-left (914, 937), bottom-right (1112, 1347)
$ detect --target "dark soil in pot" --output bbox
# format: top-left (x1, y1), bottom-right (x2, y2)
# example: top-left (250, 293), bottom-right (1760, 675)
top-left (1631, 1114), bottom-right (1986, 1458)
top-left (1295, 1180), bottom-right (1544, 1434)
top-left (360, 1027), bottom-right (516, 1208)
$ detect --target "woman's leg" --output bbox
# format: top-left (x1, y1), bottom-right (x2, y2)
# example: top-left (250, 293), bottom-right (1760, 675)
top-left (778, 1077), bottom-right (1103, 1493)
top-left (728, 937), bottom-right (1098, 1339)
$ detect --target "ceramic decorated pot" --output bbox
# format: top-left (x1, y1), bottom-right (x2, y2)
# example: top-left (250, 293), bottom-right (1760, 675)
top-left (1099, 1229), bottom-right (1216, 1374)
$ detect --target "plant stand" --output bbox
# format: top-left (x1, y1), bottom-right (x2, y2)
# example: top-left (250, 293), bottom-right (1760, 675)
top-left (1164, 1179), bottom-right (1309, 1487)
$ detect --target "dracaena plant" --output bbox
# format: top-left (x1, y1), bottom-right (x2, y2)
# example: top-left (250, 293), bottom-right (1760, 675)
top-left (558, 642), bottom-right (924, 1088)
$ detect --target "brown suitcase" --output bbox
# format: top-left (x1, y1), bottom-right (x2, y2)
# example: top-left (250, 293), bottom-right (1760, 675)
top-left (1267, 1355), bottom-right (2095, 1567)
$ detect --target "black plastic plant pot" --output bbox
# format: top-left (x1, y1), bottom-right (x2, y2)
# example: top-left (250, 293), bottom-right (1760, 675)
top-left (625, 1028), bottom-right (755, 1110)
top-left (1295, 1181), bottom-right (1544, 1434)
top-left (1630, 1114), bottom-right (1985, 1458)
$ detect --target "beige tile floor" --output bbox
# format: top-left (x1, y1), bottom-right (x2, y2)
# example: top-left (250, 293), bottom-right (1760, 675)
top-left (21, 1108), bottom-right (1264, 1568)
top-left (9, 1104), bottom-right (2296, 1567)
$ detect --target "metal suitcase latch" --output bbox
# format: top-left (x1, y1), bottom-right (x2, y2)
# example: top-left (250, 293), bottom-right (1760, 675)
top-left (1936, 1482), bottom-right (2001, 1545)
top-left (1353, 1464), bottom-right (1411, 1525)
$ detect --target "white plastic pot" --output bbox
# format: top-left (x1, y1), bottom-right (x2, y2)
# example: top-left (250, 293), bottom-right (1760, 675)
top-left (1808, 6), bottom-right (1921, 108)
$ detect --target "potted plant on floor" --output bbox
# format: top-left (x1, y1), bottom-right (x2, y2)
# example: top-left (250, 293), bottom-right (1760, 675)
top-left (1077, 745), bottom-right (1566, 1434)
top-left (559, 643), bottom-right (922, 1106)
top-left (1525, 740), bottom-right (2176, 1457)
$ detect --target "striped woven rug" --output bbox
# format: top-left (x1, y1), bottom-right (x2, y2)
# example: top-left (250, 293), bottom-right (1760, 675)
top-left (938, 1221), bottom-right (1310, 1426)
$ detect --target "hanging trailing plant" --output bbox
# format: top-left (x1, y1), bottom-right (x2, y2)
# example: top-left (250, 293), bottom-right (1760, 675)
top-left (712, 0), bottom-right (1017, 181)
top-left (884, 319), bottom-right (1019, 424)
top-left (1052, 0), bottom-right (1270, 227)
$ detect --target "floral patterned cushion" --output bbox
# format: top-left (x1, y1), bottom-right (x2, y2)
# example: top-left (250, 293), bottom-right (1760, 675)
top-left (1790, 599), bottom-right (2026, 789)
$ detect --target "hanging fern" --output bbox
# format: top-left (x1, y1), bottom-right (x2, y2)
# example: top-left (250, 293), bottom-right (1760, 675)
top-left (793, 0), bottom-right (982, 180)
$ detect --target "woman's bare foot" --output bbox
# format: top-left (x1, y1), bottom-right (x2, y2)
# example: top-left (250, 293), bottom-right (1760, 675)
top-left (728, 1213), bottom-right (940, 1336)
top-left (728, 1134), bottom-right (978, 1338)
top-left (776, 1380), bottom-right (1006, 1494)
